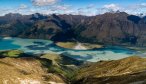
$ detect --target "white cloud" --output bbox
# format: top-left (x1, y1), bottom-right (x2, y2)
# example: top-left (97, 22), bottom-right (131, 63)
top-left (53, 5), bottom-right (71, 11)
top-left (2, 1), bottom-right (146, 16)
top-left (140, 3), bottom-right (146, 7)
top-left (86, 4), bottom-right (95, 9)
top-left (123, 3), bottom-right (146, 15)
top-left (129, 3), bottom-right (146, 10)
top-left (136, 3), bottom-right (146, 8)
top-left (19, 4), bottom-right (28, 9)
top-left (104, 4), bottom-right (120, 11)
top-left (31, 0), bottom-right (59, 6)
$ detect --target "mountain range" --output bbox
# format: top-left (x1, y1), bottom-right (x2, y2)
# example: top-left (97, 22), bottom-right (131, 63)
top-left (0, 12), bottom-right (146, 46)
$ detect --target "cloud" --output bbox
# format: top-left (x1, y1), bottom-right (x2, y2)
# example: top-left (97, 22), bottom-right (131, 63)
top-left (122, 3), bottom-right (146, 15)
top-left (128, 3), bottom-right (146, 10)
top-left (103, 4), bottom-right (120, 11)
top-left (53, 5), bottom-right (71, 11)
top-left (2, 1), bottom-right (146, 16)
top-left (31, 0), bottom-right (59, 6)
top-left (139, 3), bottom-right (146, 7)
top-left (19, 4), bottom-right (28, 9)
top-left (86, 4), bottom-right (95, 9)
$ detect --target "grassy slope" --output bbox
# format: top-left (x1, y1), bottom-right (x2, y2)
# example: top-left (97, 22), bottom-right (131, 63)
top-left (0, 57), bottom-right (59, 84)
top-left (74, 56), bottom-right (146, 84)
top-left (0, 50), bottom-right (24, 57)
top-left (0, 50), bottom-right (83, 84)
top-left (40, 53), bottom-right (84, 81)
top-left (2, 50), bottom-right (146, 84)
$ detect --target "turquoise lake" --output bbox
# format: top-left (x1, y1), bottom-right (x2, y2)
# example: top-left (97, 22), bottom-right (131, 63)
top-left (0, 37), bottom-right (138, 62)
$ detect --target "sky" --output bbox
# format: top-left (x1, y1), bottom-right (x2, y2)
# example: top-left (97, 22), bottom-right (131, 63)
top-left (0, 0), bottom-right (146, 16)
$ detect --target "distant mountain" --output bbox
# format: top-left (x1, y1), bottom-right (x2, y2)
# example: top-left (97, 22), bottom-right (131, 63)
top-left (0, 12), bottom-right (146, 46)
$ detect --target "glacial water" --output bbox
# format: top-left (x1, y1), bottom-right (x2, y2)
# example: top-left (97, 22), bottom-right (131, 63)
top-left (0, 37), bottom-right (138, 62)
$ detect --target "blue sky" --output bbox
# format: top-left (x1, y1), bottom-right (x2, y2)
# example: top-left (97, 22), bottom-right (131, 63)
top-left (1, 0), bottom-right (145, 8)
top-left (0, 0), bottom-right (146, 16)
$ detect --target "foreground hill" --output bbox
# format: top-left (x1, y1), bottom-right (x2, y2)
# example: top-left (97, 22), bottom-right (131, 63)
top-left (74, 56), bottom-right (146, 84)
top-left (0, 57), bottom-right (53, 84)
top-left (1, 50), bottom-right (146, 84)
top-left (0, 50), bottom-right (84, 84)
top-left (0, 12), bottom-right (146, 46)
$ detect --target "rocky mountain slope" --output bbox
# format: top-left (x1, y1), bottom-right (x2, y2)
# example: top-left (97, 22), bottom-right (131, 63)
top-left (1, 12), bottom-right (146, 46)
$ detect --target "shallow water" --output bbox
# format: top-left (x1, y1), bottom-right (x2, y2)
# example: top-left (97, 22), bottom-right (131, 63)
top-left (0, 37), bottom-right (138, 62)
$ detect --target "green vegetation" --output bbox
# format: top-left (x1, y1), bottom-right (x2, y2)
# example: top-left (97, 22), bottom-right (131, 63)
top-left (41, 53), bottom-right (61, 66)
top-left (0, 50), bottom-right (24, 57)
top-left (47, 65), bottom-right (77, 81)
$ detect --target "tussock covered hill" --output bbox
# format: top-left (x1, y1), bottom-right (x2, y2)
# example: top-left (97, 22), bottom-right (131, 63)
top-left (0, 50), bottom-right (84, 84)
top-left (74, 56), bottom-right (146, 84)
top-left (0, 57), bottom-right (68, 84)
top-left (1, 50), bottom-right (146, 84)
top-left (0, 57), bottom-right (46, 84)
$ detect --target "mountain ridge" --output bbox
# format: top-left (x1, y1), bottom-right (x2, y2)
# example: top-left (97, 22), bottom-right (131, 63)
top-left (0, 12), bottom-right (146, 46)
